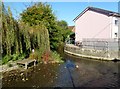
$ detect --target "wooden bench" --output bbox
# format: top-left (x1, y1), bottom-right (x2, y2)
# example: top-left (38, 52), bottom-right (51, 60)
top-left (17, 59), bottom-right (37, 69)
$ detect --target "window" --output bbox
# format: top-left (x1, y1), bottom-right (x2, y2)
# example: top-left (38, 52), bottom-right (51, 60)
top-left (115, 20), bottom-right (118, 25)
top-left (115, 33), bottom-right (117, 37)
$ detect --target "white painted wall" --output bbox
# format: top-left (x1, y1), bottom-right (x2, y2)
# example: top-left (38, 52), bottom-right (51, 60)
top-left (111, 17), bottom-right (119, 39)
top-left (118, 17), bottom-right (120, 55)
top-left (75, 10), bottom-right (111, 42)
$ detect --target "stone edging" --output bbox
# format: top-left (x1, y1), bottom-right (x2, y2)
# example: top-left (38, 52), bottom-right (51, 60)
top-left (64, 50), bottom-right (114, 61)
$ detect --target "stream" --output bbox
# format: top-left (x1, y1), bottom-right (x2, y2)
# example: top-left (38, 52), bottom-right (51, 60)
top-left (2, 53), bottom-right (120, 88)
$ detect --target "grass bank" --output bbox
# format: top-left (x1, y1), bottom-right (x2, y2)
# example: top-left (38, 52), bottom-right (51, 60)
top-left (1, 50), bottom-right (64, 74)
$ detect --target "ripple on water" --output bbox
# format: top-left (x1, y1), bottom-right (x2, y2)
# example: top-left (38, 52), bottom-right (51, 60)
top-left (2, 55), bottom-right (120, 87)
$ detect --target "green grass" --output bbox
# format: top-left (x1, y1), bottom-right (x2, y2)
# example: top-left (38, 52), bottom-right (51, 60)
top-left (2, 50), bottom-right (64, 65)
top-left (2, 55), bottom-right (13, 64)
top-left (2, 53), bottom-right (26, 64)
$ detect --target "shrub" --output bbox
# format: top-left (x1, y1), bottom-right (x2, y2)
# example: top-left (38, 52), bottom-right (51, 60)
top-left (2, 55), bottom-right (13, 64)
top-left (12, 54), bottom-right (19, 61)
top-left (29, 51), bottom-right (38, 60)
top-left (50, 51), bottom-right (64, 63)
top-left (42, 51), bottom-right (50, 62)
top-left (18, 53), bottom-right (26, 60)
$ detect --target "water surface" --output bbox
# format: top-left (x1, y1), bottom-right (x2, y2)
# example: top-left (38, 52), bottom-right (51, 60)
top-left (2, 53), bottom-right (120, 88)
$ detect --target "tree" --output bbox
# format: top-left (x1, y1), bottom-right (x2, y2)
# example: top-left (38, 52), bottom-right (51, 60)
top-left (57, 20), bottom-right (71, 42)
top-left (20, 2), bottom-right (51, 57)
top-left (1, 2), bottom-right (71, 64)
top-left (20, 2), bottom-right (61, 50)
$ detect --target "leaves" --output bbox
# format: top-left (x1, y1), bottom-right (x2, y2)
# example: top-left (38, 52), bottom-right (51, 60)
top-left (2, 2), bottom-right (71, 63)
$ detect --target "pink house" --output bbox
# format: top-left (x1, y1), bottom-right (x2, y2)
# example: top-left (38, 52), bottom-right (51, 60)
top-left (73, 7), bottom-right (120, 42)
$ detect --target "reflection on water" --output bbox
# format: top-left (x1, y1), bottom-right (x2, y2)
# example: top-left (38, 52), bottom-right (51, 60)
top-left (2, 53), bottom-right (120, 88)
top-left (65, 54), bottom-right (120, 88)
top-left (2, 63), bottom-right (62, 87)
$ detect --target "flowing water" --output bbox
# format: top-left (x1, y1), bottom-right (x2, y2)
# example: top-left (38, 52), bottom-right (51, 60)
top-left (2, 53), bottom-right (120, 88)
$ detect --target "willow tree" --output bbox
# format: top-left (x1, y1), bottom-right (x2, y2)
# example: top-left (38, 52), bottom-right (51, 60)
top-left (20, 2), bottom-right (60, 50)
top-left (20, 2), bottom-right (51, 56)
top-left (2, 3), bottom-right (28, 59)
top-left (2, 4), bottom-right (15, 56)
top-left (19, 21), bottom-right (50, 54)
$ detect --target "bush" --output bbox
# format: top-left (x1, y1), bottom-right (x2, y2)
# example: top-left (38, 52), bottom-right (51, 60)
top-left (50, 51), bottom-right (63, 63)
top-left (29, 51), bottom-right (38, 60)
top-left (42, 51), bottom-right (50, 62)
top-left (2, 55), bottom-right (13, 64)
top-left (2, 53), bottom-right (26, 65)
top-left (12, 54), bottom-right (19, 61)
top-left (12, 53), bottom-right (26, 61)
top-left (18, 53), bottom-right (26, 60)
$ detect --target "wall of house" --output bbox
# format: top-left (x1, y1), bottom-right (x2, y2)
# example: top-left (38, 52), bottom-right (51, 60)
top-left (118, 18), bottom-right (120, 59)
top-left (111, 17), bottom-right (118, 39)
top-left (75, 10), bottom-right (112, 42)
top-left (118, 1), bottom-right (120, 39)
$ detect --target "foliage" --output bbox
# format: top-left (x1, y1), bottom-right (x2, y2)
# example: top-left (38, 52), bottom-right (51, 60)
top-left (2, 55), bottom-right (13, 64)
top-left (2, 2), bottom-right (71, 64)
top-left (2, 3), bottom-right (28, 63)
top-left (18, 53), bottom-right (26, 60)
top-left (12, 53), bottom-right (25, 61)
top-left (20, 2), bottom-right (71, 51)
top-left (21, 3), bottom-right (56, 27)
top-left (2, 53), bottom-right (26, 64)
top-left (50, 51), bottom-right (63, 63)
top-left (57, 20), bottom-right (68, 30)
top-left (12, 54), bottom-right (19, 61)
top-left (20, 2), bottom-right (55, 50)
top-left (29, 51), bottom-right (39, 60)
top-left (57, 20), bottom-right (72, 42)
top-left (2, 2), bottom-right (50, 63)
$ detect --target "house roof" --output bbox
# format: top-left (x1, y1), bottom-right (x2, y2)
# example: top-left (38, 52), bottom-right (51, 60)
top-left (68, 26), bottom-right (75, 29)
top-left (73, 6), bottom-right (120, 21)
top-left (68, 26), bottom-right (75, 32)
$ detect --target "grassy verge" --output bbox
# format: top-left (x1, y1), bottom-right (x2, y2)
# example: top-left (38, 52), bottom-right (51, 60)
top-left (2, 53), bottom-right (26, 65)
top-left (28, 50), bottom-right (64, 63)
top-left (2, 50), bottom-right (64, 65)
